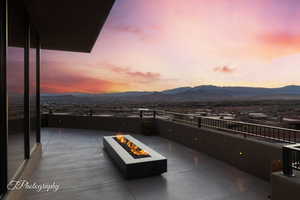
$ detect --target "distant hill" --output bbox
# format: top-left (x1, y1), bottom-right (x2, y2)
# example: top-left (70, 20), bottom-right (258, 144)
top-left (41, 85), bottom-right (300, 103)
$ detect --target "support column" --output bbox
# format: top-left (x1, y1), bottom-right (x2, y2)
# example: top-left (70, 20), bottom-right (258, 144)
top-left (0, 0), bottom-right (8, 195)
top-left (36, 36), bottom-right (40, 143)
top-left (24, 14), bottom-right (30, 159)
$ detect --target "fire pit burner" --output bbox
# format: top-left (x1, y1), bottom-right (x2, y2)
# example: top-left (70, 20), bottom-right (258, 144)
top-left (114, 135), bottom-right (150, 159)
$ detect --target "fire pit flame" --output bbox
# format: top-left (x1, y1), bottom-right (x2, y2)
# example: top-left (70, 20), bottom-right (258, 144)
top-left (116, 135), bottom-right (127, 144)
top-left (115, 135), bottom-right (150, 157)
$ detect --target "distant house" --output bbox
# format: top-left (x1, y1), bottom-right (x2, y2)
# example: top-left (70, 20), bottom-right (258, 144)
top-left (282, 117), bottom-right (300, 129)
top-left (248, 112), bottom-right (268, 119)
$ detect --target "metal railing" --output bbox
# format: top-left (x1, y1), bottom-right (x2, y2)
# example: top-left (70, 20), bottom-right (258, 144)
top-left (155, 110), bottom-right (199, 126)
top-left (44, 108), bottom-right (300, 144)
top-left (283, 144), bottom-right (300, 176)
top-left (155, 110), bottom-right (300, 144)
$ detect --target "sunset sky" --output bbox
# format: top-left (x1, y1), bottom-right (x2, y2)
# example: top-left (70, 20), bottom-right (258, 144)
top-left (35, 0), bottom-right (300, 93)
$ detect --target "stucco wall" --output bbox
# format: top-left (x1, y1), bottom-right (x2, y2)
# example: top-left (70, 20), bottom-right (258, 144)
top-left (44, 114), bottom-right (142, 134)
top-left (156, 119), bottom-right (282, 180)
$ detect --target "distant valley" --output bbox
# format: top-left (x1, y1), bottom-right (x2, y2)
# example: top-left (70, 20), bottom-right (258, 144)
top-left (41, 85), bottom-right (300, 104)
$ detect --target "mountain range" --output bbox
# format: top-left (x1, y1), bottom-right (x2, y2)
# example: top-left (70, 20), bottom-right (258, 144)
top-left (41, 85), bottom-right (300, 103)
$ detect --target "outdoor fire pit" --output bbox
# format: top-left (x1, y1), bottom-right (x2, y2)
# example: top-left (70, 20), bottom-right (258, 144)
top-left (103, 134), bottom-right (167, 179)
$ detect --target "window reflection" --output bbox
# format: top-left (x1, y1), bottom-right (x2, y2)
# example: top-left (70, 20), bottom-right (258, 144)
top-left (7, 47), bottom-right (24, 181)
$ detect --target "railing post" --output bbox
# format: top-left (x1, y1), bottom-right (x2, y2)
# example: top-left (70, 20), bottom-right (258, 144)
top-left (89, 109), bottom-right (93, 116)
top-left (140, 110), bottom-right (143, 119)
top-left (198, 117), bottom-right (202, 128)
top-left (153, 110), bottom-right (156, 119)
top-left (282, 146), bottom-right (294, 176)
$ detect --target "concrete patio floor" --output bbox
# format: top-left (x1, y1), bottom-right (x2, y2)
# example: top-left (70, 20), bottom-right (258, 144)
top-left (24, 128), bottom-right (270, 200)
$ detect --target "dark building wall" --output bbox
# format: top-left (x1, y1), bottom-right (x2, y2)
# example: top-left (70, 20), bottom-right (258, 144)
top-left (156, 119), bottom-right (282, 180)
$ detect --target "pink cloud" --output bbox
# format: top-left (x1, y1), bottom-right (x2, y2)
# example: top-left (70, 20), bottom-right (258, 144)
top-left (101, 62), bottom-right (161, 82)
top-left (105, 23), bottom-right (161, 42)
top-left (213, 65), bottom-right (235, 73)
top-left (110, 25), bottom-right (143, 35)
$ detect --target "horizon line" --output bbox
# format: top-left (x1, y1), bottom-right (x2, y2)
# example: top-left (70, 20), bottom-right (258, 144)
top-left (40, 84), bottom-right (300, 95)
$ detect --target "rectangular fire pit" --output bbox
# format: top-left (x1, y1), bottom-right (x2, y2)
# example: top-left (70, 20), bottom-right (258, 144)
top-left (103, 135), bottom-right (167, 179)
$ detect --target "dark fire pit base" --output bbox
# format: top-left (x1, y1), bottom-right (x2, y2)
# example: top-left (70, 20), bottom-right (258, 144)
top-left (103, 135), bottom-right (167, 179)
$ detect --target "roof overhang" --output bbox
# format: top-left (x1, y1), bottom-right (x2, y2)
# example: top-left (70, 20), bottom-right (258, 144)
top-left (8, 0), bottom-right (115, 53)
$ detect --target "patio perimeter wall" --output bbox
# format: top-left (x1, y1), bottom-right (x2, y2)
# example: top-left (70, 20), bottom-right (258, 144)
top-left (44, 114), bottom-right (142, 134)
top-left (156, 119), bottom-right (282, 181)
top-left (42, 114), bottom-right (282, 180)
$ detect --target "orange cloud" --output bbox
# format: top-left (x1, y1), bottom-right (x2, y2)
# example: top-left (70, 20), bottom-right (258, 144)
top-left (213, 65), bottom-right (235, 73)
top-left (256, 32), bottom-right (300, 59)
top-left (41, 77), bottom-right (125, 94)
top-left (40, 60), bottom-right (164, 93)
top-left (41, 61), bottom-right (128, 93)
top-left (259, 32), bottom-right (300, 47)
